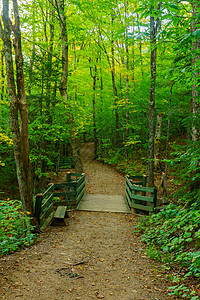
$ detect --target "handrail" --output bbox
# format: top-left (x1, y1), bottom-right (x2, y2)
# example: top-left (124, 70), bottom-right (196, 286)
top-left (125, 175), bottom-right (157, 213)
top-left (34, 172), bottom-right (86, 227)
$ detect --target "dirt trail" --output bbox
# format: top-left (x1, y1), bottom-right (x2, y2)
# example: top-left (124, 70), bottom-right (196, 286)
top-left (80, 143), bottom-right (125, 195)
top-left (0, 143), bottom-right (171, 300)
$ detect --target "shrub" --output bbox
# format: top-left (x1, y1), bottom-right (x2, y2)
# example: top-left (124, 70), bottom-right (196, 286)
top-left (0, 199), bottom-right (35, 255)
top-left (136, 201), bottom-right (200, 299)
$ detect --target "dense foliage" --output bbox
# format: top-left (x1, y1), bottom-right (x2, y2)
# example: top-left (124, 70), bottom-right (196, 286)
top-left (136, 197), bottom-right (200, 299)
top-left (0, 199), bottom-right (35, 255)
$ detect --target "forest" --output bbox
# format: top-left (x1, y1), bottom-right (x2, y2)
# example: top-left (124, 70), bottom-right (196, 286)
top-left (0, 0), bottom-right (200, 298)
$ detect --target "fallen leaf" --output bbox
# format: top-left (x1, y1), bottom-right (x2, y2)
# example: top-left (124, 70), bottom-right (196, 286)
top-left (95, 291), bottom-right (104, 299)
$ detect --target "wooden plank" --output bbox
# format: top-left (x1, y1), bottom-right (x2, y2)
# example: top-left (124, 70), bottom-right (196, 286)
top-left (76, 187), bottom-right (85, 205)
top-left (76, 173), bottom-right (85, 185)
top-left (54, 206), bottom-right (67, 219)
top-left (125, 176), bottom-right (133, 191)
top-left (65, 181), bottom-right (77, 187)
top-left (54, 182), bottom-right (77, 188)
top-left (54, 183), bottom-right (68, 188)
top-left (43, 183), bottom-right (54, 198)
top-left (77, 194), bottom-right (130, 213)
top-left (70, 172), bottom-right (83, 177)
top-left (127, 175), bottom-right (144, 180)
top-left (132, 185), bottom-right (155, 193)
top-left (34, 195), bottom-right (43, 224)
top-left (125, 190), bottom-right (132, 207)
top-left (142, 176), bottom-right (147, 187)
top-left (125, 182), bottom-right (133, 200)
top-left (54, 201), bottom-right (70, 206)
top-left (131, 203), bottom-right (154, 212)
top-left (41, 193), bottom-right (54, 210)
top-left (76, 180), bottom-right (85, 196)
top-left (132, 194), bottom-right (154, 203)
top-left (131, 182), bottom-right (143, 186)
top-left (40, 202), bottom-right (54, 224)
top-left (53, 192), bottom-right (66, 197)
top-left (66, 172), bottom-right (71, 183)
top-left (51, 206), bottom-right (68, 226)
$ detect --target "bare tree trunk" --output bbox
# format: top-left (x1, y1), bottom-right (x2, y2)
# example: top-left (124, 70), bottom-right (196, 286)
top-left (111, 17), bottom-right (120, 148)
top-left (137, 14), bottom-right (144, 78)
top-left (28, 0), bottom-right (35, 95)
top-left (1, 50), bottom-right (5, 102)
top-left (148, 9), bottom-right (157, 187)
top-left (46, 11), bottom-right (54, 124)
top-left (191, 2), bottom-right (200, 142)
top-left (55, 0), bottom-right (83, 173)
top-left (148, 3), bottom-right (161, 187)
top-left (0, 0), bottom-right (38, 229)
top-left (161, 82), bottom-right (174, 195)
top-left (89, 59), bottom-right (98, 159)
top-left (99, 56), bottom-right (104, 142)
top-left (124, 0), bottom-right (129, 158)
top-left (190, 1), bottom-right (200, 191)
top-left (154, 113), bottom-right (163, 170)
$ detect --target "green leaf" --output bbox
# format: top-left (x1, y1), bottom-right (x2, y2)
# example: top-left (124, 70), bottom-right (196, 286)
top-left (169, 4), bottom-right (178, 10)
top-left (193, 29), bottom-right (200, 39)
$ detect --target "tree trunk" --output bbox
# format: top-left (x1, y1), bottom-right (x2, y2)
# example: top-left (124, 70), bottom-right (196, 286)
top-left (148, 9), bottom-right (157, 187)
top-left (0, 0), bottom-right (38, 230)
top-left (46, 11), bottom-right (54, 125)
top-left (111, 17), bottom-right (120, 148)
top-left (190, 1), bottom-right (200, 191)
top-left (161, 82), bottom-right (174, 195)
top-left (28, 0), bottom-right (35, 96)
top-left (56, 0), bottom-right (83, 173)
top-left (124, 0), bottom-right (129, 158)
top-left (89, 60), bottom-right (98, 159)
top-left (1, 50), bottom-right (5, 102)
top-left (137, 14), bottom-right (144, 78)
top-left (148, 3), bottom-right (161, 187)
top-left (154, 113), bottom-right (163, 170)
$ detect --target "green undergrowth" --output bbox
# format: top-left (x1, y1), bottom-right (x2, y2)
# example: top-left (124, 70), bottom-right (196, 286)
top-left (0, 199), bottom-right (36, 256)
top-left (97, 146), bottom-right (147, 176)
top-left (135, 197), bottom-right (200, 299)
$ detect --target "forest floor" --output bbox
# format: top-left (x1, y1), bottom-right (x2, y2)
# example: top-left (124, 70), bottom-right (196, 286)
top-left (0, 143), bottom-right (173, 300)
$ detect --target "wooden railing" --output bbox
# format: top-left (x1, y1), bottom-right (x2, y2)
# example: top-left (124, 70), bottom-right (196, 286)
top-left (48, 156), bottom-right (75, 172)
top-left (34, 172), bottom-right (85, 227)
top-left (125, 175), bottom-right (157, 213)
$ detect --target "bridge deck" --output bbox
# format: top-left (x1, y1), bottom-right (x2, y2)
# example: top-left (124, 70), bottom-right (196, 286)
top-left (77, 194), bottom-right (130, 213)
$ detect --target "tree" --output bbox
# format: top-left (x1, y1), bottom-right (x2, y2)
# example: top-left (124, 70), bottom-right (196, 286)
top-left (0, 0), bottom-right (38, 229)
top-left (190, 0), bottom-right (200, 191)
top-left (55, 0), bottom-right (83, 173)
top-left (148, 2), bottom-right (161, 187)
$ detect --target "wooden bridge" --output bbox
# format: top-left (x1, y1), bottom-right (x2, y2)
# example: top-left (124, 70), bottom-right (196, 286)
top-left (34, 172), bottom-right (157, 227)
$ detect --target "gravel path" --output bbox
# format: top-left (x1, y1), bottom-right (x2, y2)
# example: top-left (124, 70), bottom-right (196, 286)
top-left (0, 143), bottom-right (171, 300)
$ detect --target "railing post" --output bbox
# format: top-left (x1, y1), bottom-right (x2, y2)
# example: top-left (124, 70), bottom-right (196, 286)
top-left (142, 175), bottom-right (147, 198)
top-left (142, 175), bottom-right (147, 187)
top-left (35, 194), bottom-right (43, 225)
top-left (66, 172), bottom-right (71, 183)
top-left (154, 188), bottom-right (157, 209)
